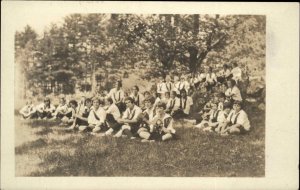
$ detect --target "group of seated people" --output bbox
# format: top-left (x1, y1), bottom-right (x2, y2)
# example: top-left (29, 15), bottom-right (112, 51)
top-left (19, 63), bottom-right (251, 141)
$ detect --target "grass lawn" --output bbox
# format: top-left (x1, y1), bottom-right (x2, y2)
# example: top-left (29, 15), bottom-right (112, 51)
top-left (15, 103), bottom-right (264, 177)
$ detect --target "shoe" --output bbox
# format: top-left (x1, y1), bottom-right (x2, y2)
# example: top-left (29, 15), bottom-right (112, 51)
top-left (105, 128), bottom-right (114, 136)
top-left (65, 126), bottom-right (74, 131)
top-left (141, 139), bottom-right (149, 143)
top-left (221, 132), bottom-right (229, 137)
top-left (130, 137), bottom-right (136, 140)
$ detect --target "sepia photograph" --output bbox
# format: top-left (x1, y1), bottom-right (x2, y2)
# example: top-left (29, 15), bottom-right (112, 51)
top-left (1, 1), bottom-right (299, 190)
top-left (14, 13), bottom-right (266, 177)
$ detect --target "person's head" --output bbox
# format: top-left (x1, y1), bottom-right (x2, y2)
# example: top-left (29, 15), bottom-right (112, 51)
top-left (132, 85), bottom-right (139, 95)
top-left (208, 66), bottom-right (213, 73)
top-left (180, 75), bottom-right (185, 82)
top-left (26, 99), bottom-right (33, 105)
top-left (213, 96), bottom-right (219, 104)
top-left (92, 97), bottom-right (102, 110)
top-left (115, 80), bottom-right (122, 89)
top-left (106, 97), bottom-right (113, 106)
top-left (159, 76), bottom-right (164, 82)
top-left (233, 100), bottom-right (243, 112)
top-left (232, 62), bottom-right (238, 68)
top-left (85, 98), bottom-right (92, 108)
top-left (170, 91), bottom-right (177, 99)
top-left (144, 96), bottom-right (155, 109)
top-left (59, 97), bottom-right (66, 105)
top-left (211, 102), bottom-right (218, 111)
top-left (165, 92), bottom-right (170, 99)
top-left (223, 102), bottom-right (232, 114)
top-left (180, 89), bottom-right (187, 98)
top-left (44, 97), bottom-right (50, 106)
top-left (124, 97), bottom-right (135, 109)
top-left (144, 91), bottom-right (151, 99)
top-left (227, 79), bottom-right (236, 88)
top-left (218, 92), bottom-right (226, 103)
top-left (80, 95), bottom-right (86, 104)
top-left (69, 100), bottom-right (78, 109)
top-left (223, 64), bottom-right (228, 70)
top-left (156, 101), bottom-right (166, 116)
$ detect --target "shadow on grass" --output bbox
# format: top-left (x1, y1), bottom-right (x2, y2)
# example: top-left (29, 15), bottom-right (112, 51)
top-left (15, 138), bottom-right (47, 155)
top-left (35, 127), bottom-right (54, 135)
top-left (23, 119), bottom-right (61, 128)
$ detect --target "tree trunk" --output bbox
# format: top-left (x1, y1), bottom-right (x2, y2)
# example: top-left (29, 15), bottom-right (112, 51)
top-left (188, 46), bottom-right (198, 73)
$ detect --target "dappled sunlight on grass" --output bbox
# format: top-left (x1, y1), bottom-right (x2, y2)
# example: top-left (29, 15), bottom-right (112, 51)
top-left (15, 105), bottom-right (265, 176)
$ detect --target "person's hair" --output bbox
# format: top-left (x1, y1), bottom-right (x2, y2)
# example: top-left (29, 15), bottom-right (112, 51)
top-left (69, 100), bottom-right (78, 107)
top-left (92, 97), bottom-right (102, 104)
top-left (223, 64), bottom-right (228, 69)
top-left (106, 97), bottom-right (113, 104)
top-left (233, 100), bottom-right (243, 108)
top-left (85, 98), bottom-right (92, 105)
top-left (156, 101), bottom-right (166, 110)
top-left (44, 97), bottom-right (50, 102)
top-left (218, 92), bottom-right (226, 98)
top-left (232, 62), bottom-right (238, 67)
top-left (133, 85), bottom-right (139, 91)
top-left (116, 80), bottom-right (122, 88)
top-left (227, 79), bottom-right (236, 86)
top-left (208, 66), bottom-right (213, 72)
top-left (165, 91), bottom-right (170, 97)
top-left (144, 96), bottom-right (155, 104)
top-left (223, 102), bottom-right (232, 109)
top-left (144, 91), bottom-right (150, 96)
top-left (124, 97), bottom-right (134, 104)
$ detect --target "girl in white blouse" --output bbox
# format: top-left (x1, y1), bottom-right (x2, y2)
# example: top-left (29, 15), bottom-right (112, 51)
top-left (225, 79), bottom-right (243, 101)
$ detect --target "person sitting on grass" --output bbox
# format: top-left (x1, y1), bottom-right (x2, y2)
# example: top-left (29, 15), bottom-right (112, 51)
top-left (19, 99), bottom-right (36, 119)
top-left (195, 101), bottom-right (226, 132)
top-left (217, 92), bottom-right (227, 111)
top-left (104, 97), bottom-right (122, 136)
top-left (172, 75), bottom-right (181, 95)
top-left (130, 85), bottom-right (145, 108)
top-left (78, 97), bottom-right (107, 133)
top-left (172, 89), bottom-right (193, 119)
top-left (157, 76), bottom-right (168, 97)
top-left (178, 75), bottom-right (190, 95)
top-left (215, 102), bottom-right (233, 133)
top-left (165, 75), bottom-right (173, 93)
top-left (165, 91), bottom-right (180, 116)
top-left (140, 102), bottom-right (176, 142)
top-left (35, 97), bottom-right (56, 120)
top-left (66, 98), bottom-right (92, 131)
top-left (137, 96), bottom-right (157, 140)
top-left (204, 66), bottom-right (218, 93)
top-left (53, 96), bottom-right (72, 121)
top-left (231, 62), bottom-right (242, 84)
top-left (162, 91), bottom-right (171, 105)
top-left (225, 79), bottom-right (243, 102)
top-left (60, 99), bottom-right (78, 125)
top-left (113, 97), bottom-right (143, 139)
top-left (220, 100), bottom-right (251, 136)
top-left (107, 80), bottom-right (126, 113)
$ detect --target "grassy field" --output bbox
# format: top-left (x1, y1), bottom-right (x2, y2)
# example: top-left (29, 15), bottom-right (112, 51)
top-left (15, 102), bottom-right (265, 177)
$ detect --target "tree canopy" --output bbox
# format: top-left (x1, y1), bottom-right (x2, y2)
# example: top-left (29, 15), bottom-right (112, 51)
top-left (15, 14), bottom-right (265, 96)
